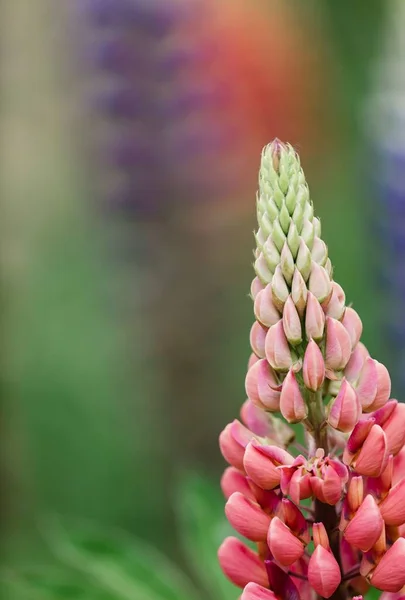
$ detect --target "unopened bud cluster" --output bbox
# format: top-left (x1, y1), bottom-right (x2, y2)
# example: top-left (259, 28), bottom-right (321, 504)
top-left (218, 140), bottom-right (405, 600)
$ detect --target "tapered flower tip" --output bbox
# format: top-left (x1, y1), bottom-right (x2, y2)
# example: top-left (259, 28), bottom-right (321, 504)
top-left (219, 420), bottom-right (254, 471)
top-left (313, 522), bottom-right (330, 549)
top-left (250, 322), bottom-right (268, 359)
top-left (245, 359), bottom-right (281, 411)
top-left (265, 320), bottom-right (293, 371)
top-left (226, 492), bottom-right (272, 542)
top-left (344, 494), bottom-right (383, 551)
top-left (323, 281), bottom-right (346, 320)
top-left (356, 357), bottom-right (391, 412)
top-left (282, 296), bottom-right (302, 345)
top-left (221, 467), bottom-right (255, 501)
top-left (351, 424), bottom-right (388, 477)
top-left (379, 478), bottom-right (405, 526)
top-left (254, 285), bottom-right (281, 327)
top-left (279, 369), bottom-right (308, 423)
top-left (241, 583), bottom-right (277, 600)
top-left (267, 516), bottom-right (305, 566)
top-left (370, 538), bottom-right (405, 592)
top-left (342, 306), bottom-right (363, 348)
top-left (305, 291), bottom-right (325, 341)
top-left (325, 316), bottom-right (352, 371)
top-left (347, 475), bottom-right (364, 512)
top-left (303, 339), bottom-right (325, 391)
top-left (309, 262), bottom-right (332, 304)
top-left (218, 537), bottom-right (269, 589)
top-left (308, 545), bottom-right (341, 598)
top-left (327, 378), bottom-right (361, 432)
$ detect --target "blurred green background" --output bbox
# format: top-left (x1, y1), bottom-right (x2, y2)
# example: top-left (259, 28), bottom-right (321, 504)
top-left (0, 0), bottom-right (398, 599)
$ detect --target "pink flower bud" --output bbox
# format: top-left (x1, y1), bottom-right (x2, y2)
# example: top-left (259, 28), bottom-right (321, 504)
top-left (308, 545), bottom-right (341, 598)
top-left (255, 253), bottom-right (273, 285)
top-left (344, 342), bottom-right (369, 382)
top-left (245, 359), bottom-right (280, 411)
top-left (271, 265), bottom-right (289, 310)
top-left (344, 494), bottom-right (384, 551)
top-left (220, 467), bottom-right (255, 501)
top-left (267, 516), bottom-right (305, 566)
top-left (265, 320), bottom-right (293, 371)
top-left (218, 537), bottom-right (269, 589)
top-left (310, 463), bottom-right (344, 505)
top-left (342, 306), bottom-right (363, 348)
top-left (225, 492), bottom-right (272, 542)
top-left (254, 285), bottom-right (281, 327)
top-left (344, 417), bottom-right (375, 463)
top-left (347, 476), bottom-right (364, 512)
top-left (308, 262), bottom-right (332, 303)
top-left (248, 353), bottom-right (260, 370)
top-left (327, 379), bottom-right (361, 432)
top-left (349, 424), bottom-right (388, 477)
top-left (240, 399), bottom-right (271, 437)
top-left (241, 583), bottom-right (277, 600)
top-left (251, 276), bottom-right (265, 300)
top-left (356, 357), bottom-right (391, 412)
top-left (278, 498), bottom-right (310, 542)
top-left (282, 296), bottom-right (302, 345)
top-left (243, 441), bottom-right (294, 489)
top-left (313, 522), bottom-right (330, 549)
top-left (291, 268), bottom-right (308, 316)
top-left (325, 316), bottom-right (352, 371)
top-left (323, 281), bottom-right (346, 320)
top-left (219, 420), bottom-right (254, 471)
top-left (250, 322), bottom-right (268, 359)
top-left (379, 478), bottom-right (405, 526)
top-left (279, 369), bottom-right (308, 423)
top-left (305, 291), bottom-right (325, 341)
top-left (377, 401), bottom-right (405, 456)
top-left (303, 339), bottom-right (325, 391)
top-left (370, 538), bottom-right (405, 592)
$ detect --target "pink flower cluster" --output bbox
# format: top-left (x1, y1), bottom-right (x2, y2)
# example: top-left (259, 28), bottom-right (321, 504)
top-left (217, 141), bottom-right (405, 600)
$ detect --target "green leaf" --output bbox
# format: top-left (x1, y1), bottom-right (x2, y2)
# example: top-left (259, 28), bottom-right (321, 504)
top-left (42, 518), bottom-right (199, 600)
top-left (175, 474), bottom-right (239, 600)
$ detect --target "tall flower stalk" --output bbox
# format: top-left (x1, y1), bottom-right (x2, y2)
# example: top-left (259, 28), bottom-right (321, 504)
top-left (218, 140), bottom-right (405, 600)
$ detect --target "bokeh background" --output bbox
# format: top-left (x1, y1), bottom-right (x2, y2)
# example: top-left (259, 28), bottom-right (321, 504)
top-left (1, 0), bottom-right (404, 597)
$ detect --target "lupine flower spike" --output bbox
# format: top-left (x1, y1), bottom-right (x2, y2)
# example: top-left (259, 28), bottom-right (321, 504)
top-left (218, 140), bottom-right (405, 600)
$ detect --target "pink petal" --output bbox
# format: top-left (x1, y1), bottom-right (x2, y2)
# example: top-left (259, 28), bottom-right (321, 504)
top-left (371, 538), bottom-right (405, 592)
top-left (267, 517), bottom-right (305, 566)
top-left (380, 478), bottom-right (405, 526)
top-left (308, 545), bottom-right (341, 598)
top-left (241, 583), bottom-right (277, 600)
top-left (221, 467), bottom-right (255, 500)
top-left (344, 495), bottom-right (383, 551)
top-left (218, 537), bottom-right (268, 589)
top-left (225, 492), bottom-right (271, 542)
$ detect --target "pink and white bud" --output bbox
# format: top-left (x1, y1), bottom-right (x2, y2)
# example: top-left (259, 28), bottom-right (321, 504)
top-left (379, 479), bottom-right (405, 526)
top-left (323, 281), bottom-right (346, 320)
top-left (342, 307), bottom-right (363, 348)
top-left (348, 424), bottom-right (388, 477)
top-left (218, 537), bottom-right (269, 589)
top-left (313, 522), bottom-right (330, 549)
top-left (345, 342), bottom-right (369, 382)
top-left (248, 353), bottom-right (260, 370)
top-left (241, 583), bottom-right (277, 600)
top-left (255, 254), bottom-right (273, 285)
top-left (271, 265), bottom-right (289, 311)
top-left (244, 441), bottom-right (294, 489)
top-left (279, 369), bottom-right (308, 423)
top-left (308, 544), bottom-right (341, 598)
top-left (303, 339), bottom-right (325, 391)
top-left (245, 359), bottom-right (281, 411)
top-left (343, 494), bottom-right (384, 551)
top-left (311, 237), bottom-right (328, 266)
top-left (254, 285), bottom-right (281, 328)
top-left (327, 379), bottom-right (361, 432)
top-left (291, 268), bottom-right (308, 316)
top-left (356, 358), bottom-right (391, 412)
top-left (325, 316), bottom-right (352, 371)
top-left (219, 420), bottom-right (254, 471)
top-left (251, 276), bottom-right (265, 300)
top-left (305, 291), bottom-right (325, 341)
top-left (250, 322), bottom-right (268, 359)
top-left (265, 320), bottom-right (293, 371)
top-left (308, 262), bottom-right (332, 303)
top-left (267, 516), bottom-right (305, 566)
top-left (280, 243), bottom-right (295, 285)
top-left (282, 296), bottom-right (302, 345)
top-left (225, 492), bottom-right (272, 542)
top-left (221, 467), bottom-right (255, 501)
top-left (370, 538), bottom-right (405, 592)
